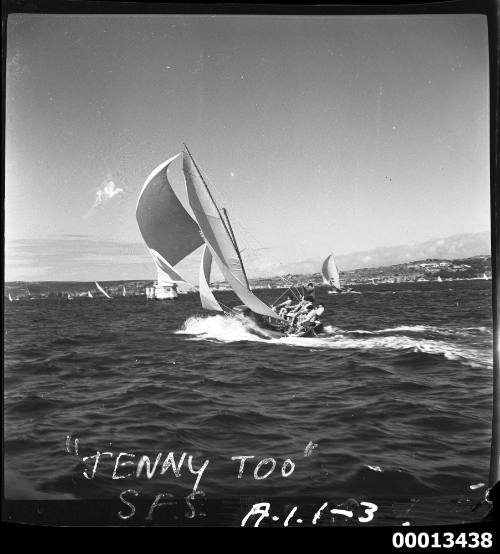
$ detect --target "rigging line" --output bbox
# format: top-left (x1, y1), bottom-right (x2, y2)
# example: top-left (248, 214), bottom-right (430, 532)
top-left (189, 157), bottom-right (304, 300)
top-left (271, 288), bottom-right (295, 306)
top-left (196, 175), bottom-right (293, 294)
top-left (229, 229), bottom-right (302, 298)
top-left (184, 144), bottom-right (249, 283)
top-left (224, 215), bottom-right (302, 291)
top-left (222, 207), bottom-right (250, 289)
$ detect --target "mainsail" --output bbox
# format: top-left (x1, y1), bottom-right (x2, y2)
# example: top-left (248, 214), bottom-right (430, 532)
top-left (182, 146), bottom-right (283, 321)
top-left (182, 148), bottom-right (248, 286)
top-left (199, 245), bottom-right (223, 312)
top-left (322, 254), bottom-right (341, 291)
top-left (122, 285), bottom-right (126, 297)
top-left (95, 282), bottom-right (111, 299)
top-left (136, 153), bottom-right (204, 285)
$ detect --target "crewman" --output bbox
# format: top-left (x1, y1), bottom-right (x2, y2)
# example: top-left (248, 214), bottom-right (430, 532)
top-left (294, 303), bottom-right (325, 335)
top-left (303, 282), bottom-right (316, 302)
top-left (273, 294), bottom-right (294, 317)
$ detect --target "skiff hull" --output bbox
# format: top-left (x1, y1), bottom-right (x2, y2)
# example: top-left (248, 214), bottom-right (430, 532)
top-left (232, 305), bottom-right (323, 338)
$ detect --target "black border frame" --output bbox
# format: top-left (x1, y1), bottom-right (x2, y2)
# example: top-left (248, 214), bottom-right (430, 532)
top-left (1, 0), bottom-right (498, 539)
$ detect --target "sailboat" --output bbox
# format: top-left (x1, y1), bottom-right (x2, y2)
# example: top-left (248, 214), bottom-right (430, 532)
top-left (321, 254), bottom-right (359, 294)
top-left (136, 145), bottom-right (321, 337)
top-left (88, 291), bottom-right (93, 298)
top-left (8, 293), bottom-right (13, 303)
top-left (437, 275), bottom-right (442, 282)
top-left (95, 281), bottom-right (112, 299)
top-left (322, 254), bottom-right (341, 293)
top-left (122, 285), bottom-right (127, 297)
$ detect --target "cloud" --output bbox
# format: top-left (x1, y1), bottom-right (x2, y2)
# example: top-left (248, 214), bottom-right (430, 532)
top-left (5, 231), bottom-right (491, 283)
top-left (93, 180), bottom-right (124, 207)
top-left (84, 178), bottom-right (126, 218)
top-left (5, 235), bottom-right (152, 281)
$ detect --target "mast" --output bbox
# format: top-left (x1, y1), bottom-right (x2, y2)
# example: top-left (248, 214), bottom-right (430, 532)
top-left (183, 143), bottom-right (250, 289)
top-left (222, 208), bottom-right (250, 289)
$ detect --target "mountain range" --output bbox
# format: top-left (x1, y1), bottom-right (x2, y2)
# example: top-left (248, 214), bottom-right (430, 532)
top-left (277, 231), bottom-right (491, 275)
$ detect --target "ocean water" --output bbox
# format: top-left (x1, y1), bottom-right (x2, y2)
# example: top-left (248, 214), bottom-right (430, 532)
top-left (3, 280), bottom-right (495, 526)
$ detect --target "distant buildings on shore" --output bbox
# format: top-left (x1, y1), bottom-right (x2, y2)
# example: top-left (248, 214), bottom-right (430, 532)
top-left (217, 254), bottom-right (492, 288)
top-left (5, 255), bottom-right (492, 299)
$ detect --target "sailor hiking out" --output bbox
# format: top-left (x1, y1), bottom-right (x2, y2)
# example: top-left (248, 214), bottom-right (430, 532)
top-left (271, 284), bottom-right (325, 337)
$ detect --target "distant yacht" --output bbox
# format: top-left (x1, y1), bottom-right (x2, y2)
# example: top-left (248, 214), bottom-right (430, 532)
top-left (322, 253), bottom-right (341, 293)
top-left (95, 282), bottom-right (112, 299)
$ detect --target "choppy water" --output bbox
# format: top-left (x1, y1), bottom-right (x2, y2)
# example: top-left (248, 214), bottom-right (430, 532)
top-left (3, 280), bottom-right (495, 525)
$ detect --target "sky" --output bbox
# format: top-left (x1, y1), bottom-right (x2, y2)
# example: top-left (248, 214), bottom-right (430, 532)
top-left (5, 12), bottom-right (491, 282)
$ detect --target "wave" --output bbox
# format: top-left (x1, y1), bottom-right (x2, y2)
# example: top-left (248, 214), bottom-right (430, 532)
top-left (176, 314), bottom-right (268, 342)
top-left (7, 394), bottom-right (63, 415)
top-left (176, 315), bottom-right (492, 368)
top-left (339, 465), bottom-right (440, 497)
top-left (348, 325), bottom-right (492, 338)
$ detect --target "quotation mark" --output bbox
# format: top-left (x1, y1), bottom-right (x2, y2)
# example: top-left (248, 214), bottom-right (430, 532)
top-left (304, 441), bottom-right (318, 457)
top-left (66, 434), bottom-right (79, 456)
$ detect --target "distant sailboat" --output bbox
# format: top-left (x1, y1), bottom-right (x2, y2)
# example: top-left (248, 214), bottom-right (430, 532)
top-left (95, 282), bottom-right (111, 299)
top-left (88, 291), bottom-right (93, 298)
top-left (122, 285), bottom-right (127, 297)
top-left (322, 254), bottom-right (341, 293)
top-left (437, 276), bottom-right (442, 282)
top-left (8, 293), bottom-right (13, 302)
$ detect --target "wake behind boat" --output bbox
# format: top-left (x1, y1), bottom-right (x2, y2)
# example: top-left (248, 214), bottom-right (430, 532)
top-left (136, 145), bottom-right (326, 338)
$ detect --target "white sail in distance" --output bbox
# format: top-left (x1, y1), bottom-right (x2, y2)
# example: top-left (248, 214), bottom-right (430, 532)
top-left (136, 153), bottom-right (204, 285)
top-left (199, 245), bottom-right (223, 312)
top-left (182, 147), bottom-right (283, 321)
top-left (88, 291), bottom-right (93, 298)
top-left (95, 282), bottom-right (111, 299)
top-left (322, 254), bottom-right (341, 291)
top-left (122, 285), bottom-right (126, 296)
